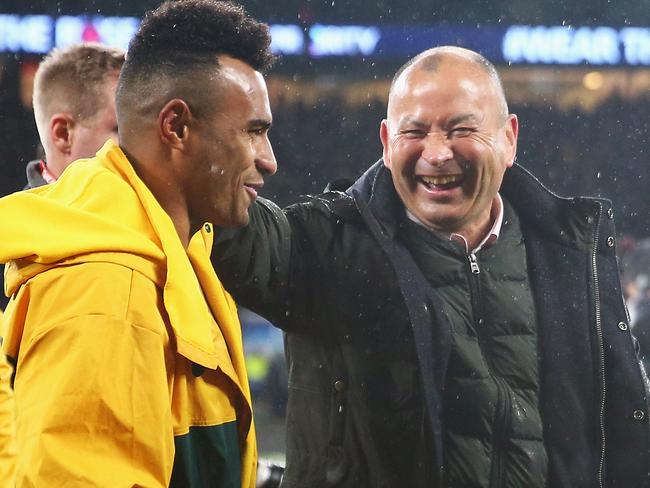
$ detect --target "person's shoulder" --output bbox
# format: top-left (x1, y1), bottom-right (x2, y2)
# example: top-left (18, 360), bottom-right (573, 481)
top-left (19, 261), bottom-right (161, 329)
top-left (285, 184), bottom-right (358, 223)
top-left (61, 157), bottom-right (128, 192)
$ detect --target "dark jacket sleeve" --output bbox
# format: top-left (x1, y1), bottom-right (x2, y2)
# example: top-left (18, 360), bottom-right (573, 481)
top-left (0, 273), bottom-right (7, 310)
top-left (212, 197), bottom-right (294, 328)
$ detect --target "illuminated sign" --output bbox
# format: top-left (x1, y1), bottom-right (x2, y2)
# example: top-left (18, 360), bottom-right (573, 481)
top-left (309, 24), bottom-right (381, 56)
top-left (0, 14), bottom-right (52, 53)
top-left (503, 25), bottom-right (650, 66)
top-left (0, 14), bottom-right (138, 53)
top-left (269, 24), bottom-right (304, 55)
top-left (0, 13), bottom-right (648, 67)
top-left (55, 16), bottom-right (139, 50)
top-left (619, 27), bottom-right (650, 65)
top-left (0, 14), bottom-right (301, 56)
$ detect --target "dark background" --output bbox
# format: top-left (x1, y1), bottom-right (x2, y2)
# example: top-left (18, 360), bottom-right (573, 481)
top-left (3, 0), bottom-right (650, 25)
top-left (0, 2), bottom-right (648, 232)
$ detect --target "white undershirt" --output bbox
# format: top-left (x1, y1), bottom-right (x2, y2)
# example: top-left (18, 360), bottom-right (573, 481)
top-left (406, 193), bottom-right (504, 254)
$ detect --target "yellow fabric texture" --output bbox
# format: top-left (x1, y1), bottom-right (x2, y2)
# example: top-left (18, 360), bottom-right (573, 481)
top-left (0, 140), bottom-right (256, 487)
top-left (0, 309), bottom-right (16, 488)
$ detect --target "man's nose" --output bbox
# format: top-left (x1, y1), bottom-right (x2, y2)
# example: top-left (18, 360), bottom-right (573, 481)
top-left (421, 133), bottom-right (453, 166)
top-left (256, 137), bottom-right (277, 176)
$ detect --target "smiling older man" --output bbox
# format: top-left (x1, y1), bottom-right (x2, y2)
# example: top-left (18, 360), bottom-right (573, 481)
top-left (213, 46), bottom-right (649, 487)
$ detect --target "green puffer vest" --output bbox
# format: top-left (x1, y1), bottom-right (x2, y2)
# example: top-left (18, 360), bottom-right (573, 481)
top-left (399, 200), bottom-right (547, 488)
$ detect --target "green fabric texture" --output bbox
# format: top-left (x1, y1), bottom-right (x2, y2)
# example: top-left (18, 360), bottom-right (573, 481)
top-left (399, 199), bottom-right (547, 488)
top-left (170, 421), bottom-right (241, 488)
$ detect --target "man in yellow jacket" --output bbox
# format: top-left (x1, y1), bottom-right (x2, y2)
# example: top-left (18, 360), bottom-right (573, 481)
top-left (0, 309), bottom-right (16, 487)
top-left (0, 1), bottom-right (277, 486)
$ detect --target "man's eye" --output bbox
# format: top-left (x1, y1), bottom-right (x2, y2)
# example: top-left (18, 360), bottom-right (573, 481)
top-left (450, 127), bottom-right (474, 137)
top-left (249, 127), bottom-right (269, 136)
top-left (400, 129), bottom-right (426, 138)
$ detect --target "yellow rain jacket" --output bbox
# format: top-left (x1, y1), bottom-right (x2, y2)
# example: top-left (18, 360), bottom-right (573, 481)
top-left (0, 309), bottom-right (16, 487)
top-left (0, 140), bottom-right (256, 487)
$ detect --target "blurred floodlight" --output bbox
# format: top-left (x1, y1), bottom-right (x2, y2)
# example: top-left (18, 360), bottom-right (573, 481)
top-left (583, 71), bottom-right (604, 90)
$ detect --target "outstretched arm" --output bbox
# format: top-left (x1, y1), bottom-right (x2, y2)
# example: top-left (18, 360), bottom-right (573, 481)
top-left (212, 198), bottom-right (294, 328)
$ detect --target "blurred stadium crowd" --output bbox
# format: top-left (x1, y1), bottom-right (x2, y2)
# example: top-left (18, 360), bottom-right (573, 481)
top-left (2, 73), bottom-right (649, 237)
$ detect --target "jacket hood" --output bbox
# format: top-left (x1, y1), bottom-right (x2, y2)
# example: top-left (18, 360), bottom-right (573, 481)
top-left (346, 159), bottom-right (406, 239)
top-left (1, 145), bottom-right (164, 295)
top-left (1, 140), bottom-right (241, 372)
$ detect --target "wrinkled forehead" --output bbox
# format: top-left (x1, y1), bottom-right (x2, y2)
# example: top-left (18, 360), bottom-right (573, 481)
top-left (387, 60), bottom-right (503, 123)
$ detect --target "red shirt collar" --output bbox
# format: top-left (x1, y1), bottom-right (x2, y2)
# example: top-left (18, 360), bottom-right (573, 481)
top-left (38, 161), bottom-right (57, 184)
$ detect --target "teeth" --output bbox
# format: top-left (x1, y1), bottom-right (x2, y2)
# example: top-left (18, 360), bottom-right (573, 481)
top-left (420, 175), bottom-right (462, 186)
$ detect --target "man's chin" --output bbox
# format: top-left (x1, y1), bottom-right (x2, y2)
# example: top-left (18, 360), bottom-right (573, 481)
top-left (232, 213), bottom-right (250, 228)
top-left (210, 212), bottom-right (249, 229)
top-left (414, 208), bottom-right (463, 233)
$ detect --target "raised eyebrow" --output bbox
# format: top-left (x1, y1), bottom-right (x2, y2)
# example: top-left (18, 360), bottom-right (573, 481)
top-left (396, 116), bottom-right (429, 129)
top-left (446, 114), bottom-right (479, 127)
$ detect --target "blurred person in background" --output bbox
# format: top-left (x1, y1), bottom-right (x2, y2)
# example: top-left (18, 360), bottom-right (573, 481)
top-left (621, 238), bottom-right (650, 372)
top-left (0, 1), bottom-right (277, 485)
top-left (213, 46), bottom-right (649, 487)
top-left (27, 42), bottom-right (124, 189)
top-left (0, 43), bottom-right (124, 312)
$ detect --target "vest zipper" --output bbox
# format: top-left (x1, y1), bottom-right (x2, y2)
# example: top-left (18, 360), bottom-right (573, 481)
top-left (591, 203), bottom-right (606, 488)
top-left (468, 252), bottom-right (480, 274)
top-left (466, 251), bottom-right (508, 488)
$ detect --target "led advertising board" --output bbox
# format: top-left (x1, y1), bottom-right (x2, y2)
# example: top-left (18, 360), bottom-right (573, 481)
top-left (0, 14), bottom-right (648, 66)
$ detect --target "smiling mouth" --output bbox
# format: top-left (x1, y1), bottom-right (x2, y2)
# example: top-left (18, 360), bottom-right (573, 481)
top-left (418, 174), bottom-right (464, 190)
top-left (243, 182), bottom-right (263, 200)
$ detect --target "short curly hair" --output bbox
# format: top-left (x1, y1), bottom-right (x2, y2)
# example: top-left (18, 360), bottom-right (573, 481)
top-left (117, 0), bottom-right (274, 120)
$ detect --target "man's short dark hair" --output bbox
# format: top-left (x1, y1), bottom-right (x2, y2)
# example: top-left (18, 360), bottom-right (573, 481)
top-left (117, 0), bottom-right (275, 120)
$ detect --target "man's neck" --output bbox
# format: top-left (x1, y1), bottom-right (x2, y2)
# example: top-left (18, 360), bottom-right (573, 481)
top-left (407, 194), bottom-right (504, 253)
top-left (122, 146), bottom-right (192, 249)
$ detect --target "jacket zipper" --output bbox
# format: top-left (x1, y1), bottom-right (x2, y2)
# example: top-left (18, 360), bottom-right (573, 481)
top-left (466, 252), bottom-right (507, 488)
top-left (591, 203), bottom-right (606, 488)
top-left (468, 252), bottom-right (480, 274)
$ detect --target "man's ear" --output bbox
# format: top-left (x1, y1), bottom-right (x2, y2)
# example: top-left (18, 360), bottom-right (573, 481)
top-left (504, 114), bottom-right (519, 168)
top-left (380, 119), bottom-right (391, 169)
top-left (49, 114), bottom-right (74, 156)
top-left (158, 99), bottom-right (192, 149)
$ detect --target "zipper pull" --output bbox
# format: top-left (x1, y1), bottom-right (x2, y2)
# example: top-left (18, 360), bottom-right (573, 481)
top-left (468, 253), bottom-right (480, 274)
